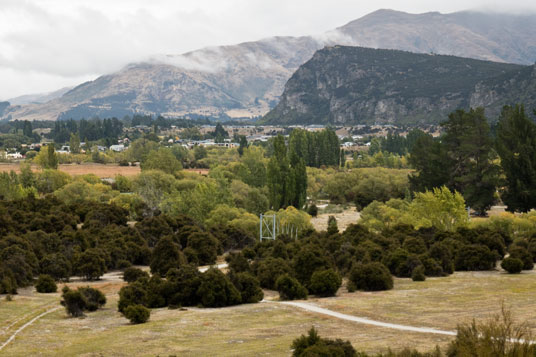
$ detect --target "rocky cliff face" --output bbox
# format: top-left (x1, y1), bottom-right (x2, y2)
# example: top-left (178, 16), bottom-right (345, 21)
top-left (3, 9), bottom-right (536, 121)
top-left (263, 46), bottom-right (531, 125)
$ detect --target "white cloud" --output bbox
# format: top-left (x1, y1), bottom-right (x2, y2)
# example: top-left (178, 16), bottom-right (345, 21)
top-left (0, 0), bottom-right (535, 99)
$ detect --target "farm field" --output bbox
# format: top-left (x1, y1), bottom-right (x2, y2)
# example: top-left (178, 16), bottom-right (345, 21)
top-left (1, 269), bottom-right (534, 355)
top-left (0, 163), bottom-right (209, 178)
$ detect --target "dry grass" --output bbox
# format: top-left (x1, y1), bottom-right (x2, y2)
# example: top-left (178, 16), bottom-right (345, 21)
top-left (311, 207), bottom-right (360, 232)
top-left (311, 270), bottom-right (536, 333)
top-left (2, 269), bottom-right (536, 355)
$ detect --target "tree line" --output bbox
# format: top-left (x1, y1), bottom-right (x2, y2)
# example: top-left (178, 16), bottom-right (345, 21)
top-left (409, 105), bottom-right (536, 214)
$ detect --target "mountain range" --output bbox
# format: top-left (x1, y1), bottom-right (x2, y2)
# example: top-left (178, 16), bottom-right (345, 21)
top-left (263, 46), bottom-right (534, 125)
top-left (2, 9), bottom-right (536, 122)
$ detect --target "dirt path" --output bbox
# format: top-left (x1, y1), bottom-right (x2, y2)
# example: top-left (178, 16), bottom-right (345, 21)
top-left (0, 306), bottom-right (62, 352)
top-left (266, 300), bottom-right (457, 337)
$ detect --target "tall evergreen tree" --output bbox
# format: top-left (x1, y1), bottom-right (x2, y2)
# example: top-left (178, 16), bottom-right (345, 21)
top-left (442, 108), bottom-right (498, 214)
top-left (267, 135), bottom-right (307, 210)
top-left (496, 105), bottom-right (536, 212)
top-left (408, 134), bottom-right (450, 192)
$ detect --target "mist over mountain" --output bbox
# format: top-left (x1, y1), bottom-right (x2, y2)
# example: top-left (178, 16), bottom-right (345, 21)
top-left (2, 9), bottom-right (536, 122)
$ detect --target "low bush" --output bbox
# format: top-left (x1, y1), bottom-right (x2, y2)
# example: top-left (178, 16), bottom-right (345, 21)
top-left (509, 246), bottom-right (534, 270)
top-left (61, 286), bottom-right (106, 317)
top-left (291, 327), bottom-right (356, 357)
top-left (124, 304), bottom-right (150, 324)
top-left (308, 269), bottom-right (342, 297)
top-left (501, 257), bottom-right (523, 274)
top-left (275, 274), bottom-right (308, 300)
top-left (122, 267), bottom-right (149, 283)
top-left (411, 266), bottom-right (426, 281)
top-left (349, 262), bottom-right (393, 291)
top-left (35, 274), bottom-right (57, 293)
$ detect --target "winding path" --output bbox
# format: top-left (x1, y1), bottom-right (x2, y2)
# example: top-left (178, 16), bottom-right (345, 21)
top-left (0, 306), bottom-right (61, 352)
top-left (270, 300), bottom-right (457, 336)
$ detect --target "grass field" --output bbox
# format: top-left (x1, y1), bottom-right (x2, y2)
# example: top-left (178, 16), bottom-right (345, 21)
top-left (2, 269), bottom-right (534, 355)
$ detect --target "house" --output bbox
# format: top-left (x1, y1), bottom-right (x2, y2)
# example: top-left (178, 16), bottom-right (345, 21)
top-left (57, 145), bottom-right (71, 154)
top-left (109, 144), bottom-right (126, 152)
top-left (6, 152), bottom-right (23, 159)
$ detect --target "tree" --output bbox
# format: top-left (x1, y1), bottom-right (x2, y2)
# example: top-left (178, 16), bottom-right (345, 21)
top-left (69, 133), bottom-right (81, 154)
top-left (141, 148), bottom-right (182, 175)
top-left (124, 304), bottom-right (150, 324)
top-left (196, 268), bottom-right (241, 307)
top-left (237, 135), bottom-right (248, 157)
top-left (408, 133), bottom-right (449, 192)
top-left (230, 272), bottom-right (264, 303)
top-left (61, 286), bottom-right (106, 317)
top-left (150, 236), bottom-right (186, 276)
top-left (275, 274), bottom-right (308, 300)
top-left (501, 257), bottom-right (523, 274)
top-left (76, 248), bottom-right (107, 280)
top-left (308, 269), bottom-right (341, 297)
top-left (441, 108), bottom-right (498, 214)
top-left (22, 120), bottom-right (33, 137)
top-left (267, 135), bottom-right (291, 210)
top-left (123, 267), bottom-right (149, 282)
top-left (35, 274), bottom-right (57, 293)
top-left (410, 187), bottom-right (468, 232)
top-left (348, 262), bottom-right (393, 291)
top-left (496, 105), bottom-right (536, 212)
top-left (36, 144), bottom-right (58, 169)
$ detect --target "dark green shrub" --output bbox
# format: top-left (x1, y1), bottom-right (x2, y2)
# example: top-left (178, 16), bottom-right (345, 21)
top-left (307, 204), bottom-right (318, 217)
top-left (411, 266), bottom-right (426, 281)
top-left (118, 283), bottom-right (148, 313)
top-left (35, 274), bottom-right (57, 293)
top-left (76, 248), bottom-right (107, 280)
top-left (186, 232), bottom-right (220, 265)
top-left (349, 262), bottom-right (393, 291)
top-left (77, 286), bottom-right (106, 311)
top-left (421, 257), bottom-right (444, 277)
top-left (166, 265), bottom-right (202, 307)
top-left (230, 272), bottom-right (264, 303)
top-left (124, 304), bottom-right (150, 324)
top-left (455, 244), bottom-right (498, 271)
top-left (402, 237), bottom-right (427, 255)
top-left (395, 254), bottom-right (423, 278)
top-left (39, 253), bottom-right (72, 281)
top-left (308, 269), bottom-right (342, 297)
top-left (275, 274), bottom-right (308, 300)
top-left (122, 267), bottom-right (149, 283)
top-left (150, 236), bottom-right (186, 276)
top-left (117, 259), bottom-right (132, 270)
top-left (226, 252), bottom-right (251, 273)
top-left (291, 327), bottom-right (356, 357)
top-left (509, 246), bottom-right (534, 270)
top-left (501, 257), bottom-right (523, 274)
top-left (196, 268), bottom-right (241, 307)
top-left (254, 257), bottom-right (292, 289)
top-left (61, 286), bottom-right (106, 317)
top-left (61, 287), bottom-right (86, 317)
top-left (292, 246), bottom-right (332, 287)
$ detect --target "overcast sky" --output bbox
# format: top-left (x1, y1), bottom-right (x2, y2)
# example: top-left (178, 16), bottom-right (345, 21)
top-left (1, 0), bottom-right (535, 100)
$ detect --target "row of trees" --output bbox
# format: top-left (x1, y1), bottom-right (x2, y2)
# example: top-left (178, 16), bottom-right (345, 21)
top-left (410, 105), bottom-right (536, 214)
